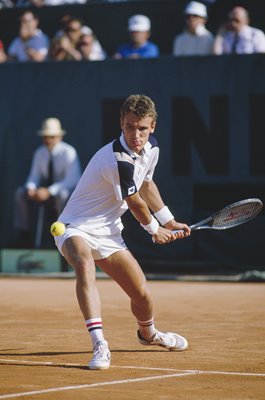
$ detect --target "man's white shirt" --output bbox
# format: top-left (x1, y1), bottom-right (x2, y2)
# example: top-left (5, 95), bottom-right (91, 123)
top-left (26, 141), bottom-right (81, 196)
top-left (59, 133), bottom-right (159, 235)
top-left (214, 25), bottom-right (265, 54)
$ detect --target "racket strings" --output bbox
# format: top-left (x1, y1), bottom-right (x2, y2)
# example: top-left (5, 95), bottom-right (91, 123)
top-left (212, 202), bottom-right (262, 228)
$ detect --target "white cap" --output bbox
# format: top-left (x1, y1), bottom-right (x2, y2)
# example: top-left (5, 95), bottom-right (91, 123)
top-left (128, 15), bottom-right (151, 32)
top-left (184, 1), bottom-right (208, 18)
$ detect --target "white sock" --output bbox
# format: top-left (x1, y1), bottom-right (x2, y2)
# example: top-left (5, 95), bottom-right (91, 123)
top-left (137, 318), bottom-right (156, 340)
top-left (85, 318), bottom-right (105, 348)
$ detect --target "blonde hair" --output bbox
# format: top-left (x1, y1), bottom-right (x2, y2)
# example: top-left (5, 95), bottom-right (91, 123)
top-left (120, 94), bottom-right (157, 122)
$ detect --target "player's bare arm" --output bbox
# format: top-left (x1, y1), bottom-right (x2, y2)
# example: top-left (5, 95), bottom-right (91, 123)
top-left (125, 191), bottom-right (152, 225)
top-left (139, 180), bottom-right (165, 212)
top-left (139, 180), bottom-right (191, 240)
top-left (125, 191), bottom-right (189, 244)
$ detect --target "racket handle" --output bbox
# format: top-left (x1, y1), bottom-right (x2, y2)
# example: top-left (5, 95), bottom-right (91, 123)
top-left (152, 228), bottom-right (190, 243)
top-left (172, 229), bottom-right (184, 234)
top-left (152, 230), bottom-right (183, 243)
top-left (172, 225), bottom-right (194, 234)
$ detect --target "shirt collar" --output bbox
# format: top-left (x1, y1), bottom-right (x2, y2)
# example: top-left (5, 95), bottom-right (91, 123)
top-left (195, 24), bottom-right (208, 36)
top-left (186, 24), bottom-right (208, 36)
top-left (238, 25), bottom-right (250, 36)
top-left (49, 141), bottom-right (63, 156)
top-left (120, 132), bottom-right (151, 158)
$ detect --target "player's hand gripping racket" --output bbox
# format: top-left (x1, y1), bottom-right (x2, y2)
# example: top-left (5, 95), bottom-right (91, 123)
top-left (173, 198), bottom-right (263, 234)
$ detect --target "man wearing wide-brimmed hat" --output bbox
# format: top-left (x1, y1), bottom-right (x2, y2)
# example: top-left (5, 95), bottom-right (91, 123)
top-left (13, 117), bottom-right (81, 248)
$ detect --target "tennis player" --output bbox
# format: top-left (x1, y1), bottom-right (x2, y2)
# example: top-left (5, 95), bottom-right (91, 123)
top-left (55, 94), bottom-right (191, 370)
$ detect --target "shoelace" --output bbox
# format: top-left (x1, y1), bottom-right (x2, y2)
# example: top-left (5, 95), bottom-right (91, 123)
top-left (156, 332), bottom-right (176, 347)
top-left (93, 345), bottom-right (109, 359)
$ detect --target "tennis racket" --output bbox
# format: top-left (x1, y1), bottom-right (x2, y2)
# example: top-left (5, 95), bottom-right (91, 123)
top-left (173, 198), bottom-right (263, 233)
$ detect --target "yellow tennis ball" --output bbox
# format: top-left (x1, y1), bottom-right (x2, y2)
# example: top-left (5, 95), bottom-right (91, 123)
top-left (50, 221), bottom-right (65, 237)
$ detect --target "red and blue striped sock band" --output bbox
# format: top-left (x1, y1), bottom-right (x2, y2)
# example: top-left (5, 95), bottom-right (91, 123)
top-left (85, 317), bottom-right (105, 348)
top-left (137, 318), bottom-right (156, 340)
top-left (86, 318), bottom-right (103, 332)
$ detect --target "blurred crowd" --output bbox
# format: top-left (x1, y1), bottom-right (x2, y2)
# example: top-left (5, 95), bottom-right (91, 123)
top-left (0, 1), bottom-right (265, 64)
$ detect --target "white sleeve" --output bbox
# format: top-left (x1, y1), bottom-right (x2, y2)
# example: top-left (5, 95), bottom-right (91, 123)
top-left (254, 30), bottom-right (265, 53)
top-left (25, 149), bottom-right (42, 190)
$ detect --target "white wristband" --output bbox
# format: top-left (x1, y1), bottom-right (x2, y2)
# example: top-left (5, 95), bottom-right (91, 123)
top-left (141, 216), bottom-right (159, 235)
top-left (154, 206), bottom-right (174, 226)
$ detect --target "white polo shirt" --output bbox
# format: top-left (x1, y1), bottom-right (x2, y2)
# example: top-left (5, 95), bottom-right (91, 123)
top-left (58, 133), bottom-right (159, 235)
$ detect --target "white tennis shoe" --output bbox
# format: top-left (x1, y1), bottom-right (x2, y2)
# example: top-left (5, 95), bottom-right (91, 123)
top-left (88, 340), bottom-right (111, 370)
top-left (137, 329), bottom-right (188, 351)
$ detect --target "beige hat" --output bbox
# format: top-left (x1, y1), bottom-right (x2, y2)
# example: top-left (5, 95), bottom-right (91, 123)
top-left (37, 118), bottom-right (66, 137)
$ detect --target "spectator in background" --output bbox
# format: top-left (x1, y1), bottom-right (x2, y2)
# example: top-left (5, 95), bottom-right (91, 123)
top-left (62, 15), bottom-right (84, 50)
top-left (50, 14), bottom-right (83, 61)
top-left (172, 1), bottom-right (214, 56)
top-left (13, 118), bottom-right (82, 248)
top-left (15, 0), bottom-right (85, 7)
top-left (0, 0), bottom-right (14, 8)
top-left (44, 0), bottom-right (86, 6)
top-left (77, 27), bottom-right (106, 61)
top-left (114, 14), bottom-right (159, 59)
top-left (48, 35), bottom-right (81, 61)
top-left (55, 13), bottom-right (72, 37)
top-left (213, 6), bottom-right (265, 55)
top-left (0, 39), bottom-right (7, 62)
top-left (51, 16), bottom-right (106, 62)
top-left (7, 10), bottom-right (49, 62)
top-left (15, 0), bottom-right (44, 6)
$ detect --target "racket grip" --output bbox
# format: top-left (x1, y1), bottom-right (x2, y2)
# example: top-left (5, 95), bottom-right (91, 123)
top-left (172, 229), bottom-right (184, 234)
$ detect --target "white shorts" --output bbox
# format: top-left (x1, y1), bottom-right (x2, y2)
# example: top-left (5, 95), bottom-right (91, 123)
top-left (54, 226), bottom-right (127, 260)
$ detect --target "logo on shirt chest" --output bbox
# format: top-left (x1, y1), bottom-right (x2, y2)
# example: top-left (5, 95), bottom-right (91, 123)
top-left (128, 186), bottom-right (136, 195)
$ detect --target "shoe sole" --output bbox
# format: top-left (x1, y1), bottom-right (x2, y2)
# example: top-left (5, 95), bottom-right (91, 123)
top-left (137, 330), bottom-right (188, 351)
top-left (89, 363), bottom-right (110, 370)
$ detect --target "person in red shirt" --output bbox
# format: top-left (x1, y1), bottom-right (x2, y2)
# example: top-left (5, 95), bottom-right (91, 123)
top-left (0, 40), bottom-right (7, 63)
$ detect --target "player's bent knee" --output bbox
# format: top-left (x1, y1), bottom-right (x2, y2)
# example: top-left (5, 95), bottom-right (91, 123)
top-left (134, 285), bottom-right (152, 306)
top-left (74, 261), bottom-right (94, 275)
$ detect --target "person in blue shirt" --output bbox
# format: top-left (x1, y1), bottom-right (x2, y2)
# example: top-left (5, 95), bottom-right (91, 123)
top-left (8, 10), bottom-right (50, 62)
top-left (114, 14), bottom-right (159, 59)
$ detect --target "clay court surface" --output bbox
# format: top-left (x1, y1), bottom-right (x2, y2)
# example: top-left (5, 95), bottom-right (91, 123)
top-left (0, 277), bottom-right (264, 399)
